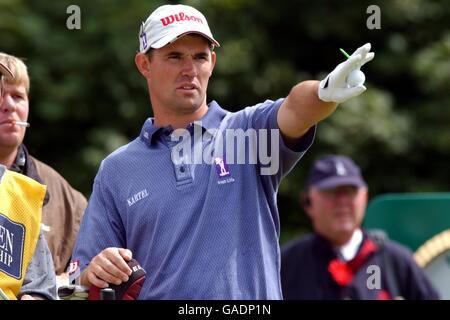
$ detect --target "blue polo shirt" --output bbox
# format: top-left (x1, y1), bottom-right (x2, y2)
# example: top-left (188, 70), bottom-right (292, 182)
top-left (72, 99), bottom-right (315, 299)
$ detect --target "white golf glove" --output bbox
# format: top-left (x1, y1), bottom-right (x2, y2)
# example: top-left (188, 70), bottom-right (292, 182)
top-left (318, 43), bottom-right (375, 103)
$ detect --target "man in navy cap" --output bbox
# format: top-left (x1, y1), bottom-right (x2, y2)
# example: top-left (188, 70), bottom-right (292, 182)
top-left (281, 155), bottom-right (439, 300)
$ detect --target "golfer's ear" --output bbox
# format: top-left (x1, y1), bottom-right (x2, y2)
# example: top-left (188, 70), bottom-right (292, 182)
top-left (300, 192), bottom-right (311, 210)
top-left (135, 52), bottom-right (151, 77)
top-left (210, 51), bottom-right (216, 72)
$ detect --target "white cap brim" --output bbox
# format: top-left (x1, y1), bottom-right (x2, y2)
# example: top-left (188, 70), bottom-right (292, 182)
top-left (151, 30), bottom-right (220, 49)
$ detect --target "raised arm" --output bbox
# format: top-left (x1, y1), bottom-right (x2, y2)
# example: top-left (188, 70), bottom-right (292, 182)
top-left (277, 43), bottom-right (375, 145)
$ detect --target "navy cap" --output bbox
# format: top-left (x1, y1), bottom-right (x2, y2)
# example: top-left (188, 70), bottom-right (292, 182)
top-left (306, 155), bottom-right (367, 190)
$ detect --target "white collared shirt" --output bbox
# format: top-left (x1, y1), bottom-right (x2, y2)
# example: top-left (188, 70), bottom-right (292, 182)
top-left (337, 228), bottom-right (363, 261)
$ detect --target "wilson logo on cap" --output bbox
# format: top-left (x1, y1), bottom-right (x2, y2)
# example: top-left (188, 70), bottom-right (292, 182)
top-left (160, 12), bottom-right (204, 27)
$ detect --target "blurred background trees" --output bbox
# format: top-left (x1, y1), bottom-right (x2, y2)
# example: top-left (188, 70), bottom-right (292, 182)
top-left (1, 0), bottom-right (449, 243)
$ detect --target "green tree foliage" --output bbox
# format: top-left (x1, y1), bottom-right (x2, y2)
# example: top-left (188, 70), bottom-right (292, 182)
top-left (1, 0), bottom-right (449, 243)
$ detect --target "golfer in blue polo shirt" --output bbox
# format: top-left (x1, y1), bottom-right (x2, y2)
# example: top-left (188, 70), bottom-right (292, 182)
top-left (72, 4), bottom-right (375, 299)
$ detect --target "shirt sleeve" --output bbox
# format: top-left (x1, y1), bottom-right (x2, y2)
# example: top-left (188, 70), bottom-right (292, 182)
top-left (71, 162), bottom-right (126, 272)
top-left (247, 98), bottom-right (316, 179)
top-left (401, 251), bottom-right (440, 299)
top-left (18, 229), bottom-right (57, 300)
top-left (388, 242), bottom-right (440, 300)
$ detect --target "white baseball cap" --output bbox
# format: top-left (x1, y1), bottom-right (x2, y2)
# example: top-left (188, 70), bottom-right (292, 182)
top-left (0, 61), bottom-right (13, 78)
top-left (139, 4), bottom-right (220, 53)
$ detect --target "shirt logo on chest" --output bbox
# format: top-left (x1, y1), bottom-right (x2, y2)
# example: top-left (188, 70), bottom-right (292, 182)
top-left (214, 157), bottom-right (230, 177)
top-left (127, 189), bottom-right (149, 207)
top-left (214, 156), bottom-right (235, 185)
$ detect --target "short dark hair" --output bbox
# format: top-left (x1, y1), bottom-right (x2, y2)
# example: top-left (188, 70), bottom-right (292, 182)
top-left (145, 49), bottom-right (154, 61)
